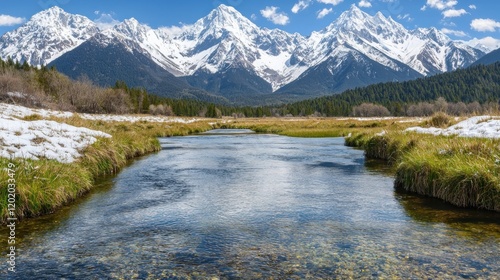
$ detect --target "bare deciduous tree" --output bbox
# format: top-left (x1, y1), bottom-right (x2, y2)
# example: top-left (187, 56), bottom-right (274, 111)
top-left (352, 103), bottom-right (391, 117)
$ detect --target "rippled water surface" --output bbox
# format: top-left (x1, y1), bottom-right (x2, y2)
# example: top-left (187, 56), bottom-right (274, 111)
top-left (1, 130), bottom-right (499, 279)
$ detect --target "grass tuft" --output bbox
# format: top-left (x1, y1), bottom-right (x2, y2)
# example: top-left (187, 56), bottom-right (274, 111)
top-left (22, 114), bottom-right (43, 121)
top-left (427, 112), bottom-right (451, 128)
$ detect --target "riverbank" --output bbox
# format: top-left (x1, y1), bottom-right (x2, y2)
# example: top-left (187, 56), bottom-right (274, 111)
top-left (0, 103), bottom-right (212, 224)
top-left (345, 126), bottom-right (500, 211)
top-left (355, 116), bottom-right (500, 211)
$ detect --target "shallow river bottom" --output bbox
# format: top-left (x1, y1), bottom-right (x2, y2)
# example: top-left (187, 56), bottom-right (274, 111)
top-left (1, 131), bottom-right (499, 279)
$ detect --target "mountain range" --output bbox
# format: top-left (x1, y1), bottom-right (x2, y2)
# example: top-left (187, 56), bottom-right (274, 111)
top-left (0, 4), bottom-right (490, 105)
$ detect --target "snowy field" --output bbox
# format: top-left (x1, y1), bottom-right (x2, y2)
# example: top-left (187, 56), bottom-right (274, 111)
top-left (0, 102), bottom-right (199, 163)
top-left (0, 115), bottom-right (110, 163)
top-left (406, 116), bottom-right (500, 139)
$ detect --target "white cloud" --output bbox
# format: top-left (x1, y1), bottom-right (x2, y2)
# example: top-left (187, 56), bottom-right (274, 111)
top-left (467, 37), bottom-right (500, 51)
top-left (317, 8), bottom-right (333, 19)
top-left (317, 0), bottom-right (344, 5)
top-left (442, 8), bottom-right (467, 18)
top-left (469, 4), bottom-right (477, 10)
top-left (358, 0), bottom-right (372, 8)
top-left (159, 24), bottom-right (192, 37)
top-left (251, 13), bottom-right (257, 20)
top-left (441, 28), bottom-right (467, 37)
top-left (94, 12), bottom-right (120, 30)
top-left (292, 0), bottom-right (311, 13)
top-left (442, 21), bottom-right (457, 27)
top-left (422, 0), bottom-right (458, 11)
top-left (397, 14), bottom-right (413, 22)
top-left (471, 18), bottom-right (500, 32)
top-left (0, 14), bottom-right (25, 26)
top-left (260, 6), bottom-right (290, 25)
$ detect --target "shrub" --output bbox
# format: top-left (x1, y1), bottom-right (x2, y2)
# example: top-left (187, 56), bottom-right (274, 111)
top-left (428, 112), bottom-right (451, 128)
top-left (352, 103), bottom-right (391, 117)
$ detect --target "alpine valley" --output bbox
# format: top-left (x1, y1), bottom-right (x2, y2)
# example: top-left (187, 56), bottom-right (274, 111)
top-left (0, 4), bottom-right (489, 105)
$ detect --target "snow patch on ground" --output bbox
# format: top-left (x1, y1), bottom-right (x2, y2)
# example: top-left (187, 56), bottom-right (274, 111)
top-left (0, 101), bottom-right (74, 119)
top-left (0, 114), bottom-right (111, 163)
top-left (0, 102), bottom-right (202, 163)
top-left (78, 113), bottom-right (200, 123)
top-left (0, 103), bottom-right (200, 123)
top-left (406, 116), bottom-right (500, 139)
top-left (336, 117), bottom-right (425, 123)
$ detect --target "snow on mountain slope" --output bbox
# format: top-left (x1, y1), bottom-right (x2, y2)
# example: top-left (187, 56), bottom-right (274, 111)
top-left (105, 18), bottom-right (186, 76)
top-left (88, 5), bottom-right (306, 91)
top-left (171, 4), bottom-right (307, 91)
top-left (0, 4), bottom-right (486, 94)
top-left (0, 6), bottom-right (99, 67)
top-left (299, 5), bottom-right (484, 77)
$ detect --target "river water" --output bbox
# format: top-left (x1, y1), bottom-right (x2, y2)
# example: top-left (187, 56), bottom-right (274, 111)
top-left (1, 130), bottom-right (499, 279)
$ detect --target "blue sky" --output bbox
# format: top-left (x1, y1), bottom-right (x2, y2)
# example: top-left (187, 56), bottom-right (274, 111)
top-left (1, 0), bottom-right (499, 43)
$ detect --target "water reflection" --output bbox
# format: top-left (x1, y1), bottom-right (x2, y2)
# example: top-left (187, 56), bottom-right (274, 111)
top-left (0, 130), bottom-right (498, 279)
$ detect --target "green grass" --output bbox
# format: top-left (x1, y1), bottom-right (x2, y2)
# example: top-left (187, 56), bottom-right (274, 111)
top-left (347, 130), bottom-right (500, 211)
top-left (395, 137), bottom-right (500, 211)
top-left (1, 157), bottom-right (94, 220)
top-left (0, 117), bottom-right (212, 223)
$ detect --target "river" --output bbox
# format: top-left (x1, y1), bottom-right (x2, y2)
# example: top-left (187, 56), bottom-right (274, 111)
top-left (1, 130), bottom-right (499, 279)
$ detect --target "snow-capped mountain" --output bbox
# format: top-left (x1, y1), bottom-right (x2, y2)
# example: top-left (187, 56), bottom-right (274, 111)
top-left (172, 5), bottom-right (307, 91)
top-left (0, 6), bottom-right (99, 67)
top-left (0, 4), bottom-right (486, 103)
top-left (107, 5), bottom-right (306, 91)
top-left (295, 5), bottom-right (483, 77)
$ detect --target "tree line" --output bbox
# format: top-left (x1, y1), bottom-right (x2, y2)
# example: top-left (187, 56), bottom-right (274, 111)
top-left (1, 56), bottom-right (499, 117)
top-left (0, 57), bottom-right (275, 117)
top-left (279, 63), bottom-right (500, 117)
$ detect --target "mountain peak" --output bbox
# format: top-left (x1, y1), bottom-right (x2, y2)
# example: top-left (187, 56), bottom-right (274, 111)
top-left (338, 4), bottom-right (370, 22)
top-left (328, 3), bottom-right (371, 31)
top-left (45, 6), bottom-right (65, 13)
top-left (214, 4), bottom-right (238, 13)
top-left (347, 4), bottom-right (365, 16)
top-left (112, 18), bottom-right (152, 43)
top-left (0, 6), bottom-right (99, 67)
top-left (28, 5), bottom-right (95, 29)
top-left (415, 27), bottom-right (450, 45)
top-left (207, 4), bottom-right (249, 22)
top-left (120, 17), bottom-right (144, 30)
top-left (124, 17), bottom-right (139, 24)
top-left (187, 3), bottom-right (260, 41)
top-left (374, 11), bottom-right (386, 21)
top-left (31, 6), bottom-right (68, 21)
